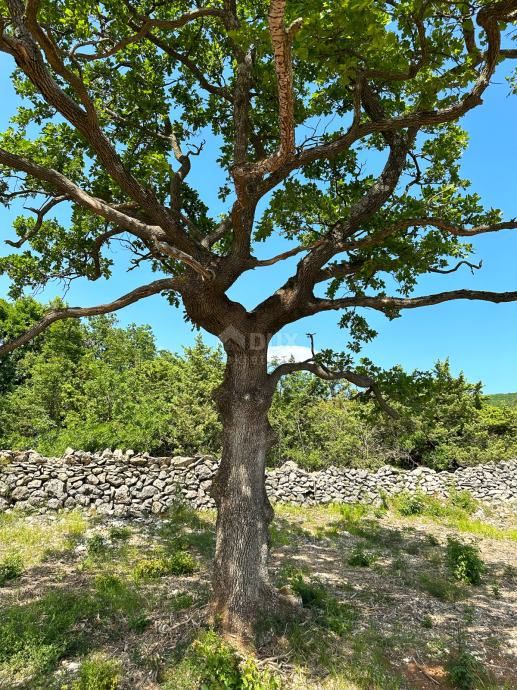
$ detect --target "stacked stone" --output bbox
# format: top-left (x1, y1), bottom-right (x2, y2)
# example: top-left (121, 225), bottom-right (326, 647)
top-left (266, 461), bottom-right (315, 504)
top-left (175, 455), bottom-right (218, 510)
top-left (0, 449), bottom-right (218, 516)
top-left (453, 460), bottom-right (517, 502)
top-left (1, 449), bottom-right (516, 514)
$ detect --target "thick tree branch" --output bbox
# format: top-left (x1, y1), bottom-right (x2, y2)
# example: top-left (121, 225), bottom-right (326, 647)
top-left (0, 278), bottom-right (180, 357)
top-left (295, 129), bottom-right (417, 286)
top-left (1, 0), bottom-right (198, 252)
top-left (244, 1), bottom-right (302, 177)
top-left (309, 289), bottom-right (517, 316)
top-left (269, 359), bottom-right (398, 418)
top-left (0, 148), bottom-right (212, 279)
top-left (255, 0), bottom-right (514, 191)
top-left (341, 217), bottom-right (517, 253)
top-left (253, 240), bottom-right (323, 267)
top-left (202, 216), bottom-right (232, 249)
top-left (252, 127), bottom-right (416, 333)
top-left (232, 48), bottom-right (254, 170)
top-left (0, 147), bottom-right (160, 239)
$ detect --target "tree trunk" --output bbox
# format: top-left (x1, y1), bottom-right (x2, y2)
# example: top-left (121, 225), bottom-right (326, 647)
top-left (210, 346), bottom-right (279, 639)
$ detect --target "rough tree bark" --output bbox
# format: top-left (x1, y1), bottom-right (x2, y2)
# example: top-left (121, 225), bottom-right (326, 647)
top-left (210, 343), bottom-right (281, 638)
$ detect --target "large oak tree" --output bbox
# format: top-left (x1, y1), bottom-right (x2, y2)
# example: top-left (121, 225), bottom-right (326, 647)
top-left (0, 0), bottom-right (516, 638)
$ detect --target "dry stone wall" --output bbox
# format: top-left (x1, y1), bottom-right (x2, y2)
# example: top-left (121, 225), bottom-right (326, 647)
top-left (0, 449), bottom-right (516, 516)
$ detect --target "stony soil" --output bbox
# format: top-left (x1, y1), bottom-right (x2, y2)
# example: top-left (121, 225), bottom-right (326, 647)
top-left (0, 501), bottom-right (515, 689)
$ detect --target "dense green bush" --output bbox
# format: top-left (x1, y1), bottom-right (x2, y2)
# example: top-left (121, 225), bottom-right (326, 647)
top-left (1, 298), bottom-right (516, 470)
top-left (446, 538), bottom-right (485, 585)
top-left (0, 303), bottom-right (223, 457)
top-left (0, 552), bottom-right (23, 586)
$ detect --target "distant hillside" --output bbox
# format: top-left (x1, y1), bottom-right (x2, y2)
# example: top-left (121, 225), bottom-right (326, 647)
top-left (486, 392), bottom-right (517, 407)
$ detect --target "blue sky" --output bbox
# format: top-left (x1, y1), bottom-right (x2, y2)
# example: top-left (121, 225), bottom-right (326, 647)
top-left (1, 53), bottom-right (516, 393)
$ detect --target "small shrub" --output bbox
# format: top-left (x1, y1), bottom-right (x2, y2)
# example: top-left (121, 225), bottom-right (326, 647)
top-left (133, 551), bottom-right (198, 580)
top-left (448, 488), bottom-right (478, 515)
top-left (86, 534), bottom-right (108, 556)
top-left (446, 538), bottom-right (484, 585)
top-left (420, 615), bottom-right (433, 629)
top-left (166, 630), bottom-right (281, 689)
top-left (127, 613), bottom-right (151, 633)
top-left (347, 545), bottom-right (375, 567)
top-left (447, 648), bottom-right (484, 690)
top-left (288, 574), bottom-right (357, 635)
top-left (190, 631), bottom-right (243, 689)
top-left (169, 592), bottom-right (195, 611)
top-left (93, 574), bottom-right (143, 617)
top-left (108, 526), bottom-right (131, 541)
top-left (168, 550), bottom-right (198, 575)
top-left (394, 491), bottom-right (426, 516)
top-left (277, 563), bottom-right (309, 587)
top-left (339, 503), bottom-right (370, 523)
top-left (72, 652), bottom-right (122, 690)
top-left (239, 656), bottom-right (281, 690)
top-left (0, 552), bottom-right (23, 585)
top-left (133, 557), bottom-right (170, 580)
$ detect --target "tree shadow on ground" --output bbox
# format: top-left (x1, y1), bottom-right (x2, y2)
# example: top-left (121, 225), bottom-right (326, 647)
top-left (264, 509), bottom-right (516, 689)
top-left (1, 506), bottom-right (515, 689)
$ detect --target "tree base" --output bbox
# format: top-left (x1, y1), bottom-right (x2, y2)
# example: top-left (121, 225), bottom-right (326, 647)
top-left (210, 585), bottom-right (303, 649)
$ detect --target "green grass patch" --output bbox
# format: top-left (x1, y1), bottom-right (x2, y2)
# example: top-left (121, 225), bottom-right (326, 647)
top-left (86, 534), bottom-right (109, 557)
top-left (169, 591), bottom-right (195, 611)
top-left (0, 591), bottom-right (95, 684)
top-left (133, 551), bottom-right (198, 581)
top-left (157, 502), bottom-right (215, 557)
top-left (391, 491), bottom-right (517, 541)
top-left (71, 652), bottom-right (123, 690)
top-left (0, 510), bottom-right (88, 567)
top-left (281, 570), bottom-right (358, 637)
top-left (0, 574), bottom-right (145, 687)
top-left (418, 573), bottom-right (464, 602)
top-left (162, 630), bottom-right (281, 690)
top-left (347, 544), bottom-right (376, 567)
top-left (108, 526), bottom-right (131, 542)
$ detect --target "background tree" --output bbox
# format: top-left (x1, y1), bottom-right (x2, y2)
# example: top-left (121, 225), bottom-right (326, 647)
top-left (0, 0), bottom-right (516, 638)
top-left (0, 297), bottom-right (44, 394)
top-left (3, 309), bottom-right (515, 467)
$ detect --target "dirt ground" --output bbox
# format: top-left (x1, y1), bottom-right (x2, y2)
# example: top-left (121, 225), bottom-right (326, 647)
top-left (0, 500), bottom-right (515, 689)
